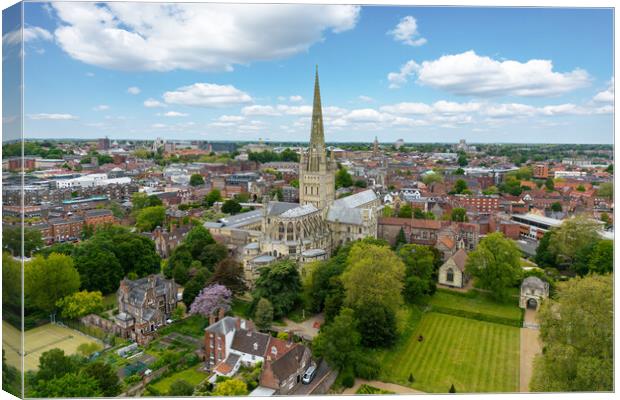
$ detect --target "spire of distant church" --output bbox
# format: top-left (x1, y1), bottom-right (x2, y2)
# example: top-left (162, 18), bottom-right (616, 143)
top-left (310, 65), bottom-right (325, 149)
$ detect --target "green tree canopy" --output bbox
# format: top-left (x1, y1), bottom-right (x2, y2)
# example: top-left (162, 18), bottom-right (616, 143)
top-left (254, 298), bottom-right (274, 332)
top-left (597, 182), bottom-right (613, 199)
top-left (204, 189), bottom-right (222, 207)
top-left (209, 257), bottom-right (247, 295)
top-left (56, 290), bottom-right (104, 319)
top-left (531, 274), bottom-right (612, 392)
top-left (398, 204), bottom-right (413, 219)
top-left (189, 173), bottom-right (205, 186)
top-left (342, 242), bottom-right (405, 314)
top-left (335, 166), bottom-right (354, 189)
top-left (251, 260), bottom-right (301, 319)
top-left (82, 361), bottom-right (121, 397)
top-left (398, 244), bottom-right (438, 301)
top-left (169, 379), bottom-right (195, 396)
top-left (212, 378), bottom-right (248, 396)
top-left (452, 179), bottom-right (468, 194)
top-left (2, 226), bottom-right (43, 257)
top-left (450, 207), bottom-right (468, 222)
top-left (26, 254), bottom-right (81, 314)
top-left (135, 205), bottom-right (166, 232)
top-left (312, 308), bottom-right (361, 371)
top-left (465, 233), bottom-right (522, 300)
top-left (221, 199), bottom-right (242, 215)
top-left (548, 215), bottom-right (601, 265)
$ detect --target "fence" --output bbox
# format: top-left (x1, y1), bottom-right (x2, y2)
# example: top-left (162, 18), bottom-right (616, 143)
top-left (57, 318), bottom-right (108, 341)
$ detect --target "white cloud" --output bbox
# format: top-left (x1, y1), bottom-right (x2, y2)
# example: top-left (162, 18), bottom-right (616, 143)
top-left (217, 115), bottom-right (245, 122)
top-left (289, 95), bottom-right (303, 103)
top-left (51, 3), bottom-right (360, 72)
top-left (410, 50), bottom-right (590, 97)
top-left (276, 104), bottom-right (313, 116)
top-left (93, 104), bottom-right (110, 111)
top-left (539, 104), bottom-right (587, 116)
top-left (358, 95), bottom-right (374, 103)
top-left (380, 102), bottom-right (432, 115)
top-left (160, 111), bottom-right (189, 117)
top-left (432, 101), bottom-right (481, 114)
top-left (127, 86), bottom-right (141, 95)
top-left (163, 83), bottom-right (252, 107)
top-left (151, 123), bottom-right (167, 129)
top-left (28, 113), bottom-right (78, 120)
top-left (242, 105), bottom-right (280, 116)
top-left (594, 105), bottom-right (613, 114)
top-left (144, 98), bottom-right (166, 108)
top-left (388, 16), bottom-right (427, 47)
top-left (593, 79), bottom-right (614, 103)
top-left (481, 103), bottom-right (537, 118)
top-left (3, 26), bottom-right (52, 46)
top-left (85, 72), bottom-right (95, 77)
top-left (387, 60), bottom-right (419, 89)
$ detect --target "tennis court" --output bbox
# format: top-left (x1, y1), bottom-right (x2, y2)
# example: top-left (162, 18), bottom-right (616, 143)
top-left (2, 321), bottom-right (102, 371)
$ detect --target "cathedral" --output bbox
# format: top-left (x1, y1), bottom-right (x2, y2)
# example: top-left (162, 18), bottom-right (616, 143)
top-left (242, 68), bottom-right (380, 282)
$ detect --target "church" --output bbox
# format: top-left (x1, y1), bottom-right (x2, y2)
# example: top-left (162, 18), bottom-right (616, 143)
top-left (241, 68), bottom-right (380, 282)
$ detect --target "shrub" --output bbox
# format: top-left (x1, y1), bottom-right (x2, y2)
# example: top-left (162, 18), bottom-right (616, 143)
top-left (340, 368), bottom-right (355, 388)
top-left (353, 354), bottom-right (380, 380)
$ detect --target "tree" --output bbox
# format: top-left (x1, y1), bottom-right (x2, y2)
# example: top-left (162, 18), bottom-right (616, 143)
top-left (3, 226), bottom-right (43, 257)
top-left (77, 342), bottom-right (102, 357)
top-left (452, 179), bottom-right (468, 194)
top-left (26, 254), bottom-right (81, 314)
top-left (56, 290), bottom-right (104, 319)
top-left (450, 207), bottom-right (468, 222)
top-left (482, 185), bottom-right (499, 195)
top-left (135, 205), bottom-right (165, 232)
top-left (422, 172), bottom-right (443, 186)
top-left (355, 302), bottom-right (397, 348)
top-left (252, 260), bottom-right (301, 319)
top-left (189, 284), bottom-right (233, 317)
top-left (212, 378), bottom-right (248, 396)
top-left (182, 269), bottom-right (211, 306)
top-left (254, 298), bottom-right (274, 331)
top-left (530, 274), bottom-right (612, 392)
top-left (548, 215), bottom-right (601, 265)
top-left (210, 258), bottom-right (247, 295)
top-left (465, 233), bottom-right (522, 301)
top-left (221, 199), bottom-right (242, 215)
top-left (453, 167), bottom-right (465, 175)
top-left (398, 204), bottom-right (413, 219)
top-left (449, 384), bottom-right (456, 393)
top-left (398, 244), bottom-right (437, 302)
top-left (73, 242), bottom-right (124, 294)
top-left (33, 372), bottom-right (102, 398)
top-left (544, 177), bottom-right (555, 191)
top-left (335, 166), bottom-right (353, 188)
top-left (354, 179), bottom-right (367, 188)
top-left (382, 205), bottom-right (394, 217)
top-left (457, 153), bottom-right (468, 167)
top-left (82, 361), bottom-right (121, 397)
top-left (204, 189), bottom-right (222, 207)
top-left (587, 240), bottom-right (613, 274)
top-left (36, 348), bottom-right (79, 382)
top-left (169, 379), bottom-right (195, 396)
top-left (3, 252), bottom-right (21, 310)
top-left (534, 231), bottom-right (557, 269)
top-left (312, 308), bottom-right (361, 370)
top-left (597, 182), bottom-right (613, 199)
top-left (550, 202), bottom-right (562, 212)
top-left (394, 227), bottom-right (407, 249)
top-left (341, 242), bottom-right (405, 314)
top-left (189, 173), bottom-right (205, 186)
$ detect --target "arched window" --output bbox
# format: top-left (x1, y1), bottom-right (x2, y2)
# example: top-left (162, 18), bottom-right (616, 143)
top-left (446, 268), bottom-right (454, 283)
top-left (287, 222), bottom-right (294, 241)
top-left (278, 222), bottom-right (285, 240)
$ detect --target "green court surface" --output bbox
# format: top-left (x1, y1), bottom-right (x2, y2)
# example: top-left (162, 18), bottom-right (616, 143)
top-left (3, 321), bottom-right (102, 371)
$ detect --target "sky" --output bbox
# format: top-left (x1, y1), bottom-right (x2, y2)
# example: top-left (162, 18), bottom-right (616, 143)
top-left (7, 2), bottom-right (615, 143)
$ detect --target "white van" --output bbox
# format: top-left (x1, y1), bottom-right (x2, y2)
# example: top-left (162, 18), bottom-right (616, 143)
top-left (302, 365), bottom-right (317, 384)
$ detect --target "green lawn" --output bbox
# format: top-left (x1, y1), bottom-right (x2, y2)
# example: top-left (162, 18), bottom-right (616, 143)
top-left (149, 366), bottom-right (209, 394)
top-left (157, 315), bottom-right (208, 338)
top-left (375, 312), bottom-right (520, 393)
top-left (430, 290), bottom-right (522, 322)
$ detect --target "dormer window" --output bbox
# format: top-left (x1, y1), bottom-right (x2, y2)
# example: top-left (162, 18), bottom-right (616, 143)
top-left (253, 343), bottom-right (258, 351)
top-left (271, 346), bottom-right (277, 355)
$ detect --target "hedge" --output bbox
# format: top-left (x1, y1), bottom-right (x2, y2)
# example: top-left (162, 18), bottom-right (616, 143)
top-left (429, 305), bottom-right (523, 328)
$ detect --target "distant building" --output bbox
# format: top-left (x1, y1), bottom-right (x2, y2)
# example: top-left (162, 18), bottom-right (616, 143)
top-left (98, 137), bottom-right (111, 150)
top-left (519, 276), bottom-right (549, 311)
top-left (438, 248), bottom-right (469, 288)
top-left (394, 138), bottom-right (405, 149)
top-left (533, 164), bottom-right (549, 179)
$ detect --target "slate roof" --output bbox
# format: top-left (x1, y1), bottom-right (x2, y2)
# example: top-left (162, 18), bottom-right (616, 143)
top-left (449, 248), bottom-right (468, 272)
top-left (326, 206), bottom-right (363, 225)
top-left (205, 316), bottom-right (239, 335)
top-left (265, 202), bottom-right (300, 217)
top-left (332, 189), bottom-right (377, 209)
top-left (269, 345), bottom-right (309, 380)
top-left (279, 204), bottom-right (318, 218)
top-left (231, 329), bottom-right (270, 356)
top-left (521, 276), bottom-right (548, 291)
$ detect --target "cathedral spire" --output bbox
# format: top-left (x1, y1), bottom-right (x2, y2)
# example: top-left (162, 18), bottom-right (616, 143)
top-left (310, 65), bottom-right (325, 148)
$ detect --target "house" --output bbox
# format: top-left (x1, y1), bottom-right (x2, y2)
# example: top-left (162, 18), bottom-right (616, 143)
top-left (519, 276), bottom-right (549, 310)
top-left (438, 248), bottom-right (469, 288)
top-left (259, 343), bottom-right (313, 395)
top-left (114, 274), bottom-right (179, 345)
top-left (204, 315), bottom-right (305, 386)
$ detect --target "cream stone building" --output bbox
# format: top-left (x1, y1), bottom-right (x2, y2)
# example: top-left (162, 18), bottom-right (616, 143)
top-left (240, 68), bottom-right (380, 283)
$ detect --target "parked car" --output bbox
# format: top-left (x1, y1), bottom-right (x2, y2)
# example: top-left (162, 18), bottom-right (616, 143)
top-left (302, 365), bottom-right (317, 384)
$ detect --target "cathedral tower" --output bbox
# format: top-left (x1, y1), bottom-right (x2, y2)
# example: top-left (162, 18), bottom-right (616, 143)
top-left (299, 66), bottom-right (336, 209)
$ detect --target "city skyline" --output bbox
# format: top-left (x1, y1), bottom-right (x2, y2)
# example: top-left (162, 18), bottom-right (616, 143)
top-left (14, 3), bottom-right (615, 143)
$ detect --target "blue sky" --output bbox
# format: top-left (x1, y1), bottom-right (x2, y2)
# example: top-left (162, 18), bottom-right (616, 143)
top-left (13, 3), bottom-right (614, 143)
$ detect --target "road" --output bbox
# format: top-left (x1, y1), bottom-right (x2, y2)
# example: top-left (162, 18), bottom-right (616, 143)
top-left (289, 360), bottom-right (332, 395)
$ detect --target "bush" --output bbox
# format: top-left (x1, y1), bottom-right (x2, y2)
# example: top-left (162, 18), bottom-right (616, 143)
top-left (340, 368), bottom-right (355, 388)
top-left (124, 374), bottom-right (142, 386)
top-left (353, 354), bottom-right (380, 380)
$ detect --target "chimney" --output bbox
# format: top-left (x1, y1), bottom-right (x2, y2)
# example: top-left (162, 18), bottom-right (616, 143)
top-left (235, 317), bottom-right (241, 330)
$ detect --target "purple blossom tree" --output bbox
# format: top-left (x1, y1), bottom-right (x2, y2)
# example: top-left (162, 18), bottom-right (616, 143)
top-left (189, 283), bottom-right (232, 317)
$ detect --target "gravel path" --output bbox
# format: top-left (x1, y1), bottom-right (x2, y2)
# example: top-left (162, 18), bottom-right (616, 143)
top-left (519, 309), bottom-right (542, 392)
top-left (343, 379), bottom-right (425, 395)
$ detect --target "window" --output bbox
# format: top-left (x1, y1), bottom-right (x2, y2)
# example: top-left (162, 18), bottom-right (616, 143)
top-left (446, 268), bottom-right (454, 282)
